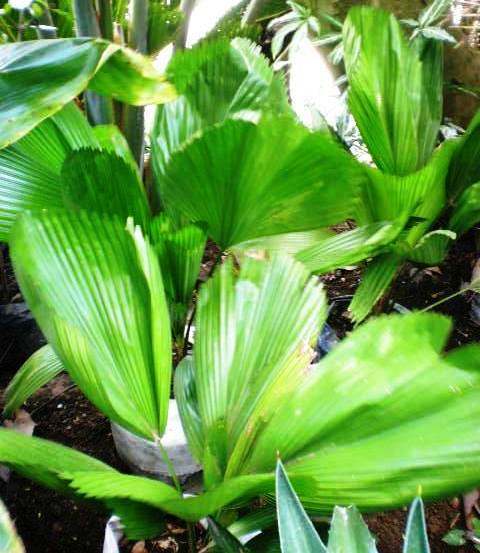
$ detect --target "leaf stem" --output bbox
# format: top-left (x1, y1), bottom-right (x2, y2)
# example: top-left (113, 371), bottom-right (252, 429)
top-left (242, 0), bottom-right (268, 26)
top-left (422, 288), bottom-right (469, 312)
top-left (124, 0), bottom-right (148, 170)
top-left (155, 436), bottom-right (182, 493)
top-left (36, 3), bottom-right (57, 39)
top-left (73, 0), bottom-right (114, 125)
top-left (174, 0), bottom-right (196, 51)
top-left (97, 0), bottom-right (113, 41)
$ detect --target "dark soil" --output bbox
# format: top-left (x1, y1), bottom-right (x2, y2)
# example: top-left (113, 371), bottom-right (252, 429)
top-left (0, 232), bottom-right (480, 552)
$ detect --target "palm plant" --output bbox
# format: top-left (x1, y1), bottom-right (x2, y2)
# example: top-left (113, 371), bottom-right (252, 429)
top-left (1, 241), bottom-right (480, 540)
top-left (293, 5), bottom-right (480, 323)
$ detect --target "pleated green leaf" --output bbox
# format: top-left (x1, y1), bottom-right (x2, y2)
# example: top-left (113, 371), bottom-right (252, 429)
top-left (0, 103), bottom-right (97, 241)
top-left (10, 210), bottom-right (172, 440)
top-left (61, 148), bottom-right (150, 230)
top-left (0, 499), bottom-right (24, 553)
top-left (92, 124), bottom-right (138, 170)
top-left (343, 6), bottom-right (443, 175)
top-left (447, 110), bottom-right (480, 199)
top-left (407, 229), bottom-right (456, 265)
top-left (166, 37), bottom-right (288, 127)
top-left (0, 38), bottom-right (176, 148)
top-left (234, 228), bottom-right (334, 258)
top-left (190, 255), bottom-right (327, 487)
top-left (270, 314), bottom-right (480, 513)
top-left (0, 429), bottom-right (114, 494)
top-left (357, 141), bottom-right (456, 231)
top-left (296, 221), bottom-right (403, 274)
top-left (65, 470), bottom-right (276, 521)
top-left (151, 37), bottom-right (290, 216)
top-left (151, 214), bottom-right (206, 338)
top-left (348, 253), bottom-right (402, 324)
top-left (4, 345), bottom-right (64, 418)
top-left (327, 506), bottom-right (378, 553)
top-left (276, 461), bottom-right (327, 553)
top-left (0, 430), bottom-right (163, 539)
top-left (162, 116), bottom-right (364, 249)
top-left (449, 181), bottom-right (480, 236)
top-left (403, 498), bottom-right (430, 553)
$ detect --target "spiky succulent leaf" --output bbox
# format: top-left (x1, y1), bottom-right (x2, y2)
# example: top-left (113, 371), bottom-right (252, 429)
top-left (208, 517), bottom-right (250, 552)
top-left (403, 498), bottom-right (430, 553)
top-left (327, 506), bottom-right (378, 553)
top-left (276, 460), bottom-right (327, 553)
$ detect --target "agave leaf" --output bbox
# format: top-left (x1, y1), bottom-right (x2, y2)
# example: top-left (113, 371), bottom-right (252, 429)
top-left (10, 210), bottom-right (172, 440)
top-left (296, 221), bottom-right (403, 274)
top-left (276, 460), bottom-right (327, 553)
top-left (348, 253), bottom-right (402, 324)
top-left (327, 506), bottom-right (378, 553)
top-left (162, 115), bottom-right (364, 249)
top-left (151, 37), bottom-right (290, 218)
top-left (447, 110), bottom-right (480, 199)
top-left (449, 181), bottom-right (480, 236)
top-left (208, 517), bottom-right (250, 552)
top-left (0, 499), bottom-right (24, 553)
top-left (343, 6), bottom-right (442, 175)
top-left (0, 38), bottom-right (175, 148)
top-left (407, 230), bottom-right (456, 265)
top-left (403, 498), bottom-right (430, 553)
top-left (0, 103), bottom-right (97, 241)
top-left (4, 345), bottom-right (63, 418)
top-left (61, 148), bottom-right (150, 230)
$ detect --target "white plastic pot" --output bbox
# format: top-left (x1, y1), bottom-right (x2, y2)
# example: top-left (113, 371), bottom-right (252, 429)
top-left (111, 399), bottom-right (201, 481)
